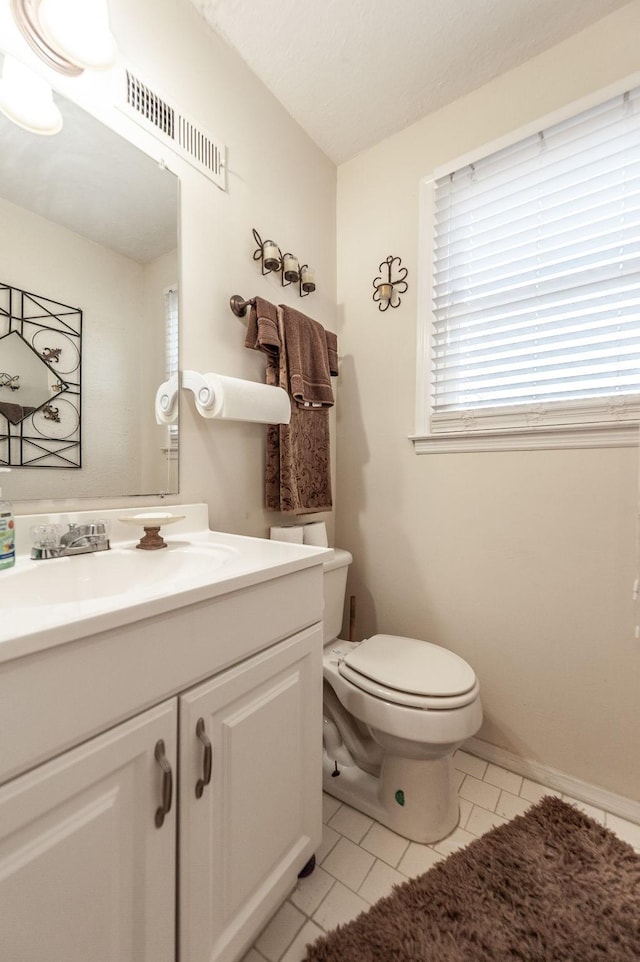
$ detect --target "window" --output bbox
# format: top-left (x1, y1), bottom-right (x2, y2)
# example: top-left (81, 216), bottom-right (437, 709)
top-left (415, 83), bottom-right (640, 452)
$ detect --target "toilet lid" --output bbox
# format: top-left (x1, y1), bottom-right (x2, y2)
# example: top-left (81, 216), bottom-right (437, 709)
top-left (342, 634), bottom-right (476, 698)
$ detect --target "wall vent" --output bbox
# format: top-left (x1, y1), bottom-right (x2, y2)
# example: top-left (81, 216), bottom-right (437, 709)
top-left (119, 69), bottom-right (226, 191)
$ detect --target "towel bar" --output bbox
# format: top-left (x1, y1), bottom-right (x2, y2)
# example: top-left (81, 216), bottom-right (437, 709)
top-left (229, 294), bottom-right (255, 318)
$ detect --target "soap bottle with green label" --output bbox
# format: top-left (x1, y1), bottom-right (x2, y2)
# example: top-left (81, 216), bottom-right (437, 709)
top-left (0, 468), bottom-right (15, 570)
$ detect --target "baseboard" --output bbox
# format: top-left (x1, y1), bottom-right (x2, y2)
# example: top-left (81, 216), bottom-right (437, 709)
top-left (466, 737), bottom-right (640, 826)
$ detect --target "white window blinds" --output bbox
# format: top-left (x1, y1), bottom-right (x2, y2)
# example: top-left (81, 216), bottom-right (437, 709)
top-left (164, 286), bottom-right (179, 448)
top-left (430, 85), bottom-right (640, 436)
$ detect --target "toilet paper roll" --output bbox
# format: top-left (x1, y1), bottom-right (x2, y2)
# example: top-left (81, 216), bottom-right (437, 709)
top-left (193, 373), bottom-right (291, 424)
top-left (270, 525), bottom-right (304, 544)
top-left (302, 521), bottom-right (328, 547)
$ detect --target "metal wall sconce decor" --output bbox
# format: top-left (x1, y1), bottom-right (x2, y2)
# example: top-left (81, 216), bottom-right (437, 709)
top-left (252, 228), bottom-right (316, 297)
top-left (372, 255), bottom-right (408, 311)
top-left (0, 281), bottom-right (82, 468)
top-left (0, 372), bottom-right (20, 391)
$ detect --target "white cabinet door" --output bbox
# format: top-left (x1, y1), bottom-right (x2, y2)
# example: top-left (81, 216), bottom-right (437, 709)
top-left (179, 625), bottom-right (323, 962)
top-left (0, 700), bottom-right (177, 962)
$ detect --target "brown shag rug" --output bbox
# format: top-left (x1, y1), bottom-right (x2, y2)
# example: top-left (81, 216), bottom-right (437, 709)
top-left (302, 796), bottom-right (640, 961)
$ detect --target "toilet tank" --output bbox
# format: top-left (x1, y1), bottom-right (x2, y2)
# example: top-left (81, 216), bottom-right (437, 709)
top-left (322, 548), bottom-right (352, 644)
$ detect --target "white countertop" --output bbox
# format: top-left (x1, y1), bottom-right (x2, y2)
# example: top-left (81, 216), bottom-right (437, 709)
top-left (2, 504), bottom-right (331, 663)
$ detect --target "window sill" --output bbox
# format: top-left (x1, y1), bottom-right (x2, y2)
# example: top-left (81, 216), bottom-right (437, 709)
top-left (410, 421), bottom-right (639, 454)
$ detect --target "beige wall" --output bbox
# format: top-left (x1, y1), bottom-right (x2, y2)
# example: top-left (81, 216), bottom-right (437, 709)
top-left (336, 2), bottom-right (640, 801)
top-left (10, 0), bottom-right (337, 540)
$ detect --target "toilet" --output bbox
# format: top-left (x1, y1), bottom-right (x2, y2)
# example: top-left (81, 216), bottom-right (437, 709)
top-left (322, 549), bottom-right (482, 843)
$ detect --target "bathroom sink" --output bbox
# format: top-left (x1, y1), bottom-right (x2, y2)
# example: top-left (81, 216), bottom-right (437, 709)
top-left (2, 503), bottom-right (331, 659)
top-left (1, 543), bottom-right (239, 607)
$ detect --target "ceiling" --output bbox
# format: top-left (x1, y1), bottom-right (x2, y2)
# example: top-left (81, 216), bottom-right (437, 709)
top-left (0, 89), bottom-right (177, 262)
top-left (189, 0), bottom-right (630, 164)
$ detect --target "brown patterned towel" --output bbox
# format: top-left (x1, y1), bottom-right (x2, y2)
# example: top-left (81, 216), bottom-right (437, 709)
top-left (244, 298), bottom-right (336, 514)
top-left (280, 304), bottom-right (334, 407)
top-left (267, 307), bottom-right (333, 513)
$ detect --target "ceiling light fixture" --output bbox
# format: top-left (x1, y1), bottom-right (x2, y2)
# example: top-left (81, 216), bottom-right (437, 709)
top-left (0, 54), bottom-right (62, 134)
top-left (10, 0), bottom-right (117, 76)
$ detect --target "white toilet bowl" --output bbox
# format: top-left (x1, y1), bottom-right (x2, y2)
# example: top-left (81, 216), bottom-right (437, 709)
top-left (321, 551), bottom-right (483, 843)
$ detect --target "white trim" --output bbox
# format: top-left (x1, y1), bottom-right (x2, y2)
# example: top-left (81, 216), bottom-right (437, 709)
top-left (414, 177), bottom-right (435, 436)
top-left (412, 421), bottom-right (639, 453)
top-left (466, 737), bottom-right (640, 825)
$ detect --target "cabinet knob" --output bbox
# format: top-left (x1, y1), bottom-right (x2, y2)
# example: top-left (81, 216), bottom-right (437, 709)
top-left (154, 739), bottom-right (173, 828)
top-left (195, 718), bottom-right (212, 799)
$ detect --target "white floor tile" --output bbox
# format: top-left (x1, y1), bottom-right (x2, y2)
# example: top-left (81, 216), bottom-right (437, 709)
top-left (562, 796), bottom-right (606, 825)
top-left (520, 778), bottom-right (561, 804)
top-left (465, 804), bottom-right (509, 837)
top-left (458, 774), bottom-right (500, 811)
top-left (247, 755), bottom-right (640, 961)
top-left (281, 920), bottom-right (325, 962)
top-left (328, 802), bottom-right (373, 843)
top-left (312, 880), bottom-right (369, 931)
top-left (483, 763), bottom-right (523, 796)
top-left (322, 794), bottom-right (341, 824)
top-left (454, 750), bottom-right (487, 779)
top-left (360, 822), bottom-right (409, 867)
top-left (255, 901), bottom-right (305, 962)
top-left (358, 858), bottom-right (405, 904)
top-left (496, 789), bottom-right (531, 820)
top-left (433, 826), bottom-right (476, 857)
top-left (315, 824), bottom-right (340, 864)
top-left (289, 866), bottom-right (335, 917)
top-left (322, 835), bottom-right (376, 891)
top-left (606, 812), bottom-right (640, 851)
top-left (397, 841), bottom-right (443, 878)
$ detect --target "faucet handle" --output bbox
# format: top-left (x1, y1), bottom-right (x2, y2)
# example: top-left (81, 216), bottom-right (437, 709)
top-left (88, 520), bottom-right (109, 536)
top-left (30, 523), bottom-right (63, 547)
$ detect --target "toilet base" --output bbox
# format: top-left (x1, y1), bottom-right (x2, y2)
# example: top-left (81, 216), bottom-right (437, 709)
top-left (322, 748), bottom-right (459, 844)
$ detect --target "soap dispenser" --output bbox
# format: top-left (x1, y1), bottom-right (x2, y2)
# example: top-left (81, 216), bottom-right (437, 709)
top-left (0, 468), bottom-right (15, 569)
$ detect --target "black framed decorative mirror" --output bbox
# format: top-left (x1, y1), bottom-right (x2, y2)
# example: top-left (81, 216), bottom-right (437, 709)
top-left (0, 282), bottom-right (81, 468)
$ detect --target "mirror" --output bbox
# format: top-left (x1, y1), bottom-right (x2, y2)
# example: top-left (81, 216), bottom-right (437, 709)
top-left (0, 329), bottom-right (69, 424)
top-left (0, 85), bottom-right (179, 499)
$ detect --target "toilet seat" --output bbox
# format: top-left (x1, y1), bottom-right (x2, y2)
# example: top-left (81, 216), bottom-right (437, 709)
top-left (338, 634), bottom-right (479, 710)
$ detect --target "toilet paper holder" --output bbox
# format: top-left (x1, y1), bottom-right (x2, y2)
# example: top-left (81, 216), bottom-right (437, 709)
top-left (182, 371), bottom-right (216, 411)
top-left (181, 370), bottom-right (291, 424)
top-left (155, 373), bottom-right (179, 425)
top-left (155, 371), bottom-right (291, 425)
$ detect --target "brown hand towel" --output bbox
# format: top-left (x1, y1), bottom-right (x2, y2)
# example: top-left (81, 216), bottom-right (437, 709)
top-left (325, 330), bottom-right (339, 377)
top-left (0, 401), bottom-right (32, 424)
top-left (279, 304), bottom-right (334, 407)
top-left (244, 296), bottom-right (280, 386)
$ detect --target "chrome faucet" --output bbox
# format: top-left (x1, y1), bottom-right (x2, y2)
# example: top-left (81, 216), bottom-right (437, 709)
top-left (31, 522), bottom-right (110, 560)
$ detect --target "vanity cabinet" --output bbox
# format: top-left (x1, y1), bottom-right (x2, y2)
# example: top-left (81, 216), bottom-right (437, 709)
top-left (0, 606), bottom-right (322, 962)
top-left (180, 625), bottom-right (321, 962)
top-left (0, 700), bottom-right (177, 962)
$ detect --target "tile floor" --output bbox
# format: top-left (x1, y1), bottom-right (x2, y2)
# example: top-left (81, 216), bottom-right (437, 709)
top-left (243, 749), bottom-right (640, 962)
